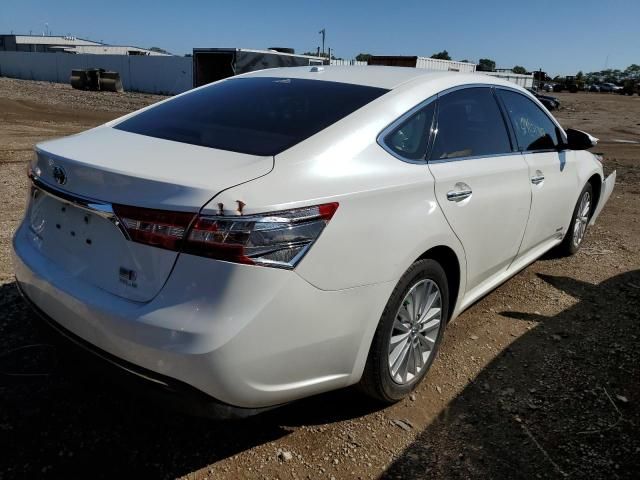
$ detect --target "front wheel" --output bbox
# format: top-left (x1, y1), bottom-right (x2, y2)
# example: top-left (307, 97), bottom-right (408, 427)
top-left (557, 183), bottom-right (593, 256)
top-left (359, 259), bottom-right (449, 403)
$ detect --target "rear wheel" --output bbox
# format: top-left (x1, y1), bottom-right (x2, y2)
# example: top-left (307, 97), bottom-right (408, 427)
top-left (557, 183), bottom-right (593, 256)
top-left (359, 259), bottom-right (449, 403)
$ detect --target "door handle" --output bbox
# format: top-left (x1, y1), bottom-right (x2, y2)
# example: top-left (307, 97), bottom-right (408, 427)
top-left (531, 175), bottom-right (545, 184)
top-left (531, 171), bottom-right (545, 185)
top-left (446, 183), bottom-right (473, 202)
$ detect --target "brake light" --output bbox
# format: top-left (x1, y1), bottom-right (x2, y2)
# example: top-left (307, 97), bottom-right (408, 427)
top-left (113, 203), bottom-right (338, 269)
top-left (113, 205), bottom-right (196, 250)
top-left (185, 203), bottom-right (338, 268)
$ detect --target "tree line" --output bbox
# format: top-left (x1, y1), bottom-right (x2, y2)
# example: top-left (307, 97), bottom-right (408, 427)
top-left (577, 65), bottom-right (640, 84)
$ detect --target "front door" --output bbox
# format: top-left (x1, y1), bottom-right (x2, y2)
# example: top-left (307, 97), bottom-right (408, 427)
top-left (496, 89), bottom-right (579, 256)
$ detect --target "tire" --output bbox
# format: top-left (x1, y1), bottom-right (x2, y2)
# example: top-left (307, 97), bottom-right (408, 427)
top-left (556, 182), bottom-right (593, 256)
top-left (359, 259), bottom-right (449, 403)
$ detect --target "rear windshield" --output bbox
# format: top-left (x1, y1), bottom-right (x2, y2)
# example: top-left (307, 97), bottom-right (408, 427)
top-left (114, 77), bottom-right (388, 156)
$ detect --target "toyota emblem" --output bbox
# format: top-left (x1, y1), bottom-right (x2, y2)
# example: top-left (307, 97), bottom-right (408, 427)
top-left (52, 165), bottom-right (67, 185)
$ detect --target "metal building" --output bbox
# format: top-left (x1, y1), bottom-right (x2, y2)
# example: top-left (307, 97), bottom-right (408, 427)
top-left (62, 45), bottom-right (168, 56)
top-left (0, 34), bottom-right (167, 56)
top-left (0, 34), bottom-right (100, 52)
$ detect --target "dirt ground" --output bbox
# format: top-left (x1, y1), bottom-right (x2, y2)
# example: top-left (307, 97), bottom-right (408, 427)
top-left (0, 79), bottom-right (638, 480)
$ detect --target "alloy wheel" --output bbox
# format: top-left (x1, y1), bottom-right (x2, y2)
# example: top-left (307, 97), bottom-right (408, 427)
top-left (388, 279), bottom-right (442, 385)
top-left (573, 191), bottom-right (591, 248)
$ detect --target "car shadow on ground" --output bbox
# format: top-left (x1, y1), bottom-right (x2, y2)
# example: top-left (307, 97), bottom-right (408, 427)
top-left (2, 271), bottom-right (639, 479)
top-left (0, 280), bottom-right (382, 479)
top-left (382, 269), bottom-right (640, 479)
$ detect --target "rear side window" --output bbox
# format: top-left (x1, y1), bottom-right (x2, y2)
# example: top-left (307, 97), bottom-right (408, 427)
top-left (497, 89), bottom-right (560, 151)
top-left (430, 87), bottom-right (512, 160)
top-left (114, 77), bottom-right (388, 156)
top-left (383, 102), bottom-right (435, 160)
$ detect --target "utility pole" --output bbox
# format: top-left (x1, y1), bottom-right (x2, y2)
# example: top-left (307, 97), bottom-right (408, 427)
top-left (318, 28), bottom-right (326, 56)
top-left (539, 67), bottom-right (543, 90)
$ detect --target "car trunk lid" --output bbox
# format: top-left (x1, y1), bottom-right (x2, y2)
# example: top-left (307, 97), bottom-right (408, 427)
top-left (27, 126), bottom-right (273, 302)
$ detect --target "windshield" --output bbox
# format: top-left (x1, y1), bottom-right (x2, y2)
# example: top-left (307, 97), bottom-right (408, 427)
top-left (114, 77), bottom-right (388, 156)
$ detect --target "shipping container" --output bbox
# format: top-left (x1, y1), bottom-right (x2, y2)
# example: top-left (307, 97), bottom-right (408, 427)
top-left (192, 48), bottom-right (326, 87)
top-left (367, 55), bottom-right (476, 73)
top-left (329, 59), bottom-right (368, 66)
top-left (480, 71), bottom-right (535, 88)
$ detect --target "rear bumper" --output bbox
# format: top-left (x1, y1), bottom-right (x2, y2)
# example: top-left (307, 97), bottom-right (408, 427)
top-left (16, 281), bottom-right (264, 419)
top-left (12, 220), bottom-right (392, 409)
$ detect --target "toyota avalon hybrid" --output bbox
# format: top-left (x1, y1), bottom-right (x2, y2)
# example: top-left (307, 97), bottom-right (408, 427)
top-left (13, 66), bottom-right (615, 416)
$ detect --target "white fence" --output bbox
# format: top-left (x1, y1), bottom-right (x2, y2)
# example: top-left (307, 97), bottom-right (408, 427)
top-left (0, 51), bottom-right (536, 93)
top-left (0, 51), bottom-right (193, 94)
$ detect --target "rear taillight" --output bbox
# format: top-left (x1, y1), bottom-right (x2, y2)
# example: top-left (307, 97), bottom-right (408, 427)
top-left (113, 205), bottom-right (196, 250)
top-left (185, 203), bottom-right (338, 268)
top-left (113, 203), bottom-right (338, 269)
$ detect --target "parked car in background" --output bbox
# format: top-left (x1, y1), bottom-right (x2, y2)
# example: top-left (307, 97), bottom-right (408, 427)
top-left (13, 67), bottom-right (616, 415)
top-left (599, 83), bottom-right (615, 93)
top-left (589, 84), bottom-right (601, 92)
top-left (527, 88), bottom-right (560, 110)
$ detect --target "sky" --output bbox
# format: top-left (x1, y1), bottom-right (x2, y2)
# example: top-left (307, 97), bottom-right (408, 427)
top-left (1, 0), bottom-right (638, 76)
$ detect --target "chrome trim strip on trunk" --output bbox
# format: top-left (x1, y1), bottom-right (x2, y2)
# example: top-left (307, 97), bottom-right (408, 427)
top-left (29, 174), bottom-right (131, 240)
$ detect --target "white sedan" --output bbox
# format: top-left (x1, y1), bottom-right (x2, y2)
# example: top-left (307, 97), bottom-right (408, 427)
top-left (13, 66), bottom-right (615, 415)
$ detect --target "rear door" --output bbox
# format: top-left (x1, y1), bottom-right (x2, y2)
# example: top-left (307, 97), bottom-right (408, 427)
top-left (496, 89), bottom-right (578, 256)
top-left (428, 87), bottom-right (531, 293)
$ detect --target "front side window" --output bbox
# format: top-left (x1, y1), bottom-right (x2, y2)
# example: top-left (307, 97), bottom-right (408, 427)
top-left (114, 77), bottom-right (388, 156)
top-left (383, 102), bottom-right (435, 160)
top-left (497, 89), bottom-right (560, 151)
top-left (430, 87), bottom-right (512, 160)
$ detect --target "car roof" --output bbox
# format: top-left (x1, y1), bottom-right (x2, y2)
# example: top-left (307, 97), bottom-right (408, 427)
top-left (240, 65), bottom-right (516, 90)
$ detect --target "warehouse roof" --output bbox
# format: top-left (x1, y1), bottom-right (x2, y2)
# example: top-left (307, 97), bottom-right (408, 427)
top-left (10, 35), bottom-right (102, 46)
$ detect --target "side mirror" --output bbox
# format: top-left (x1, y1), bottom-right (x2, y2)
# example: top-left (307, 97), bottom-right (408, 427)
top-left (564, 128), bottom-right (598, 150)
